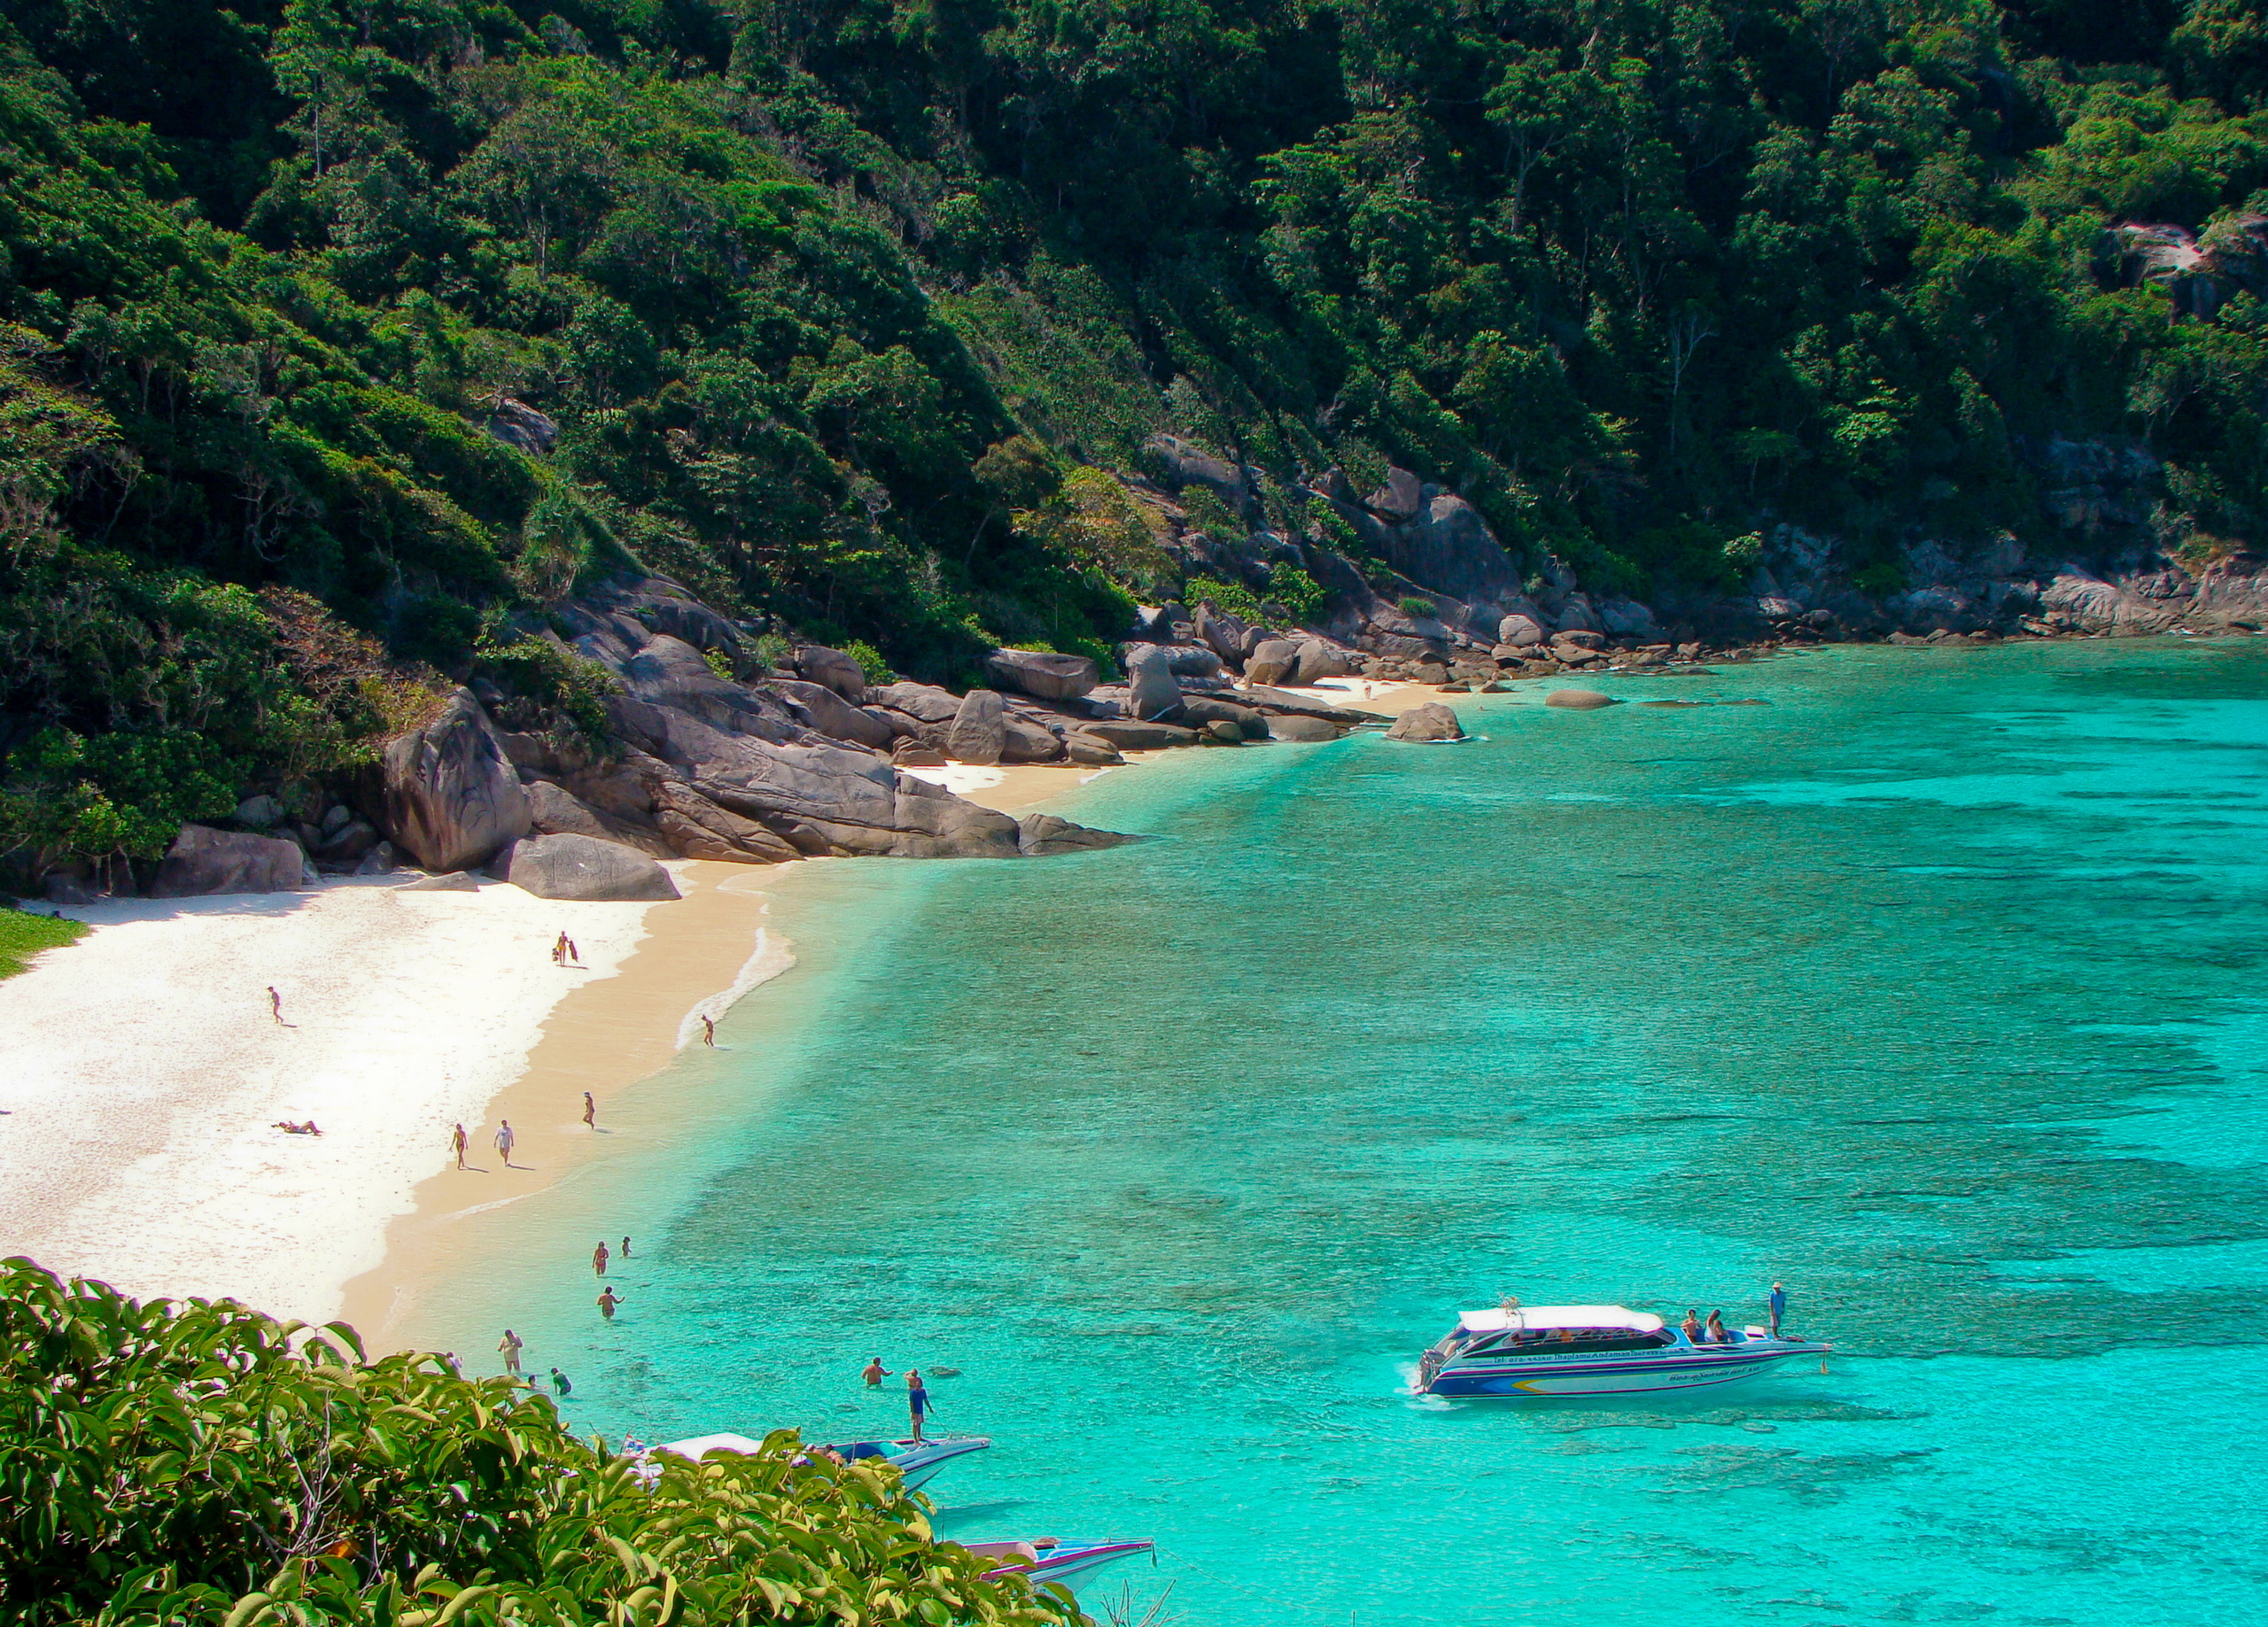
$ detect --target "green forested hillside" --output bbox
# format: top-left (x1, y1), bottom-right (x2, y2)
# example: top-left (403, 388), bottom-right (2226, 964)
top-left (7, 0), bottom-right (2268, 876)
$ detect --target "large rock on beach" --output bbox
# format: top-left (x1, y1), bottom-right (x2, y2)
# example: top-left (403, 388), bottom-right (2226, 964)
top-left (947, 689), bottom-right (1007, 764)
top-left (507, 833), bottom-right (681, 901)
top-left (984, 647), bottom-right (1099, 701)
top-left (1289, 638), bottom-right (1356, 686)
top-left (1497, 613), bottom-right (1545, 647)
top-left (771, 678), bottom-right (896, 749)
top-left (1078, 718), bottom-right (1205, 750)
top-left (1245, 638), bottom-right (1301, 687)
top-left (1065, 731), bottom-right (1126, 765)
top-left (649, 780), bottom-right (801, 864)
top-left (1229, 686), bottom-right (1382, 724)
top-left (1180, 696), bottom-right (1270, 740)
top-left (525, 779), bottom-right (676, 859)
top-left (378, 689), bottom-right (532, 872)
top-left (1192, 602), bottom-right (1261, 661)
top-left (1125, 645), bottom-right (1184, 721)
top-left (1001, 709), bottom-right (1068, 763)
top-left (147, 825), bottom-right (310, 897)
top-left (1384, 702), bottom-right (1466, 742)
top-left (1545, 688), bottom-right (1619, 709)
top-left (794, 645), bottom-right (868, 702)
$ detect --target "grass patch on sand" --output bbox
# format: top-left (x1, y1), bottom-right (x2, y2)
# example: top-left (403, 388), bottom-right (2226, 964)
top-left (0, 910), bottom-right (86, 980)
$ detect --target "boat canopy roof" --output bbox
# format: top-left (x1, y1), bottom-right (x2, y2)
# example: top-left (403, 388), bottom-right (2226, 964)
top-left (1456, 1305), bottom-right (1665, 1335)
top-left (655, 1432), bottom-right (768, 1460)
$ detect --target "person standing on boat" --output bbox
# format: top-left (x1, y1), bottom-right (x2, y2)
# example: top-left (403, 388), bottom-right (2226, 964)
top-left (906, 1369), bottom-right (930, 1442)
top-left (1681, 1309), bottom-right (1702, 1344)
top-left (1769, 1281), bottom-right (1787, 1337)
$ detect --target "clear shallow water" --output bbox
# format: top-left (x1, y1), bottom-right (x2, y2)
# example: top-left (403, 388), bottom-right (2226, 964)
top-left (413, 641), bottom-right (2268, 1622)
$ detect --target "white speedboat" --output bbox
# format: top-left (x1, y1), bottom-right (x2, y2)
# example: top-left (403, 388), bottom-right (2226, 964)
top-left (1414, 1304), bottom-right (1830, 1398)
top-left (650, 1431), bottom-right (990, 1491)
top-left (964, 1537), bottom-right (1154, 1591)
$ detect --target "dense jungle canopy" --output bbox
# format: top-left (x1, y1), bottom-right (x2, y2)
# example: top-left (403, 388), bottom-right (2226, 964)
top-left (6, 0), bottom-right (2268, 870)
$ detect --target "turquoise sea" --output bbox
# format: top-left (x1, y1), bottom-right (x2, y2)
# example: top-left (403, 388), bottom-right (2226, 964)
top-left (408, 640), bottom-right (2268, 1623)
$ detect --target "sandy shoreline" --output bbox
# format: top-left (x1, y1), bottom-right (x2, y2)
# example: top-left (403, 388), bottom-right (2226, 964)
top-left (0, 681), bottom-right (1446, 1344)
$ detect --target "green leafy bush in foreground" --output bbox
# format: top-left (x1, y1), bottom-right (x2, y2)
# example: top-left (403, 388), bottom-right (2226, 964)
top-left (0, 1260), bottom-right (1078, 1627)
top-left (0, 908), bottom-right (82, 979)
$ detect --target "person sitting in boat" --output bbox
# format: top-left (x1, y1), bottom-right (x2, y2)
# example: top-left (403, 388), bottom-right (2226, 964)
top-left (1682, 1309), bottom-right (1703, 1344)
top-left (1705, 1310), bottom-right (1729, 1344)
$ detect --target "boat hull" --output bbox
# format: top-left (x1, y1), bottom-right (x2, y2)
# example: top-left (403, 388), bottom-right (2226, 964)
top-left (1426, 1344), bottom-right (1829, 1398)
top-left (982, 1541), bottom-right (1153, 1591)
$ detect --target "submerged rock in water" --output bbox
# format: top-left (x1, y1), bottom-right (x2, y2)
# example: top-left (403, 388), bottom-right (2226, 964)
top-left (1268, 714), bottom-right (1347, 742)
top-left (1545, 688), bottom-right (1618, 709)
top-left (1384, 701), bottom-right (1466, 741)
top-left (1017, 812), bottom-right (1134, 856)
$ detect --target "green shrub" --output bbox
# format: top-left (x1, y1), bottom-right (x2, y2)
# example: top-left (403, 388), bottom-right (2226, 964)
top-left (1398, 595), bottom-right (1438, 619)
top-left (475, 635), bottom-right (622, 746)
top-left (1852, 560), bottom-right (1908, 597)
top-left (752, 631), bottom-right (795, 670)
top-left (0, 910), bottom-right (85, 980)
top-left (0, 1260), bottom-right (1077, 1627)
top-left (1186, 574), bottom-right (1267, 624)
top-left (1267, 563), bottom-right (1326, 624)
top-left (845, 639), bottom-right (897, 685)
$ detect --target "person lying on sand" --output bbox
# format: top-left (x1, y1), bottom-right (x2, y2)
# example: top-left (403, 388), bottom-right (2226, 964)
top-left (274, 1120), bottom-right (321, 1135)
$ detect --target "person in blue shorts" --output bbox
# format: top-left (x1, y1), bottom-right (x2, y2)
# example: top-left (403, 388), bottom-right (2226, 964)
top-left (906, 1369), bottom-right (929, 1441)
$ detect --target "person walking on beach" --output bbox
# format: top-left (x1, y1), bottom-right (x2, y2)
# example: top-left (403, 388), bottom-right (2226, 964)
top-left (268, 985), bottom-right (284, 1024)
top-left (593, 1240), bottom-right (610, 1277)
top-left (493, 1120), bottom-right (516, 1166)
top-left (596, 1287), bottom-right (622, 1321)
top-left (452, 1123), bottom-right (469, 1168)
top-left (1769, 1281), bottom-right (1787, 1338)
top-left (498, 1329), bottom-right (524, 1376)
top-left (701, 1014), bottom-right (715, 1047)
top-left (582, 1092), bottom-right (596, 1127)
top-left (862, 1356), bottom-right (892, 1387)
top-left (551, 1367), bottom-right (573, 1397)
top-left (905, 1369), bottom-right (930, 1442)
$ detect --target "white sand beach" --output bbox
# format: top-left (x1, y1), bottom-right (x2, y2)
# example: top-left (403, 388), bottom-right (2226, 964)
top-left (0, 870), bottom-right (766, 1326)
top-left (0, 701), bottom-right (1443, 1340)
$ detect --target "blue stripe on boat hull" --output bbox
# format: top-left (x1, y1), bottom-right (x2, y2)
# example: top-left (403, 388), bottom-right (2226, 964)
top-left (1427, 1348), bottom-right (1823, 1397)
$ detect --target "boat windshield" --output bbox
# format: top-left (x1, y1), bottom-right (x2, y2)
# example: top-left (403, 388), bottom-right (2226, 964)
top-left (1464, 1327), bottom-right (1674, 1355)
